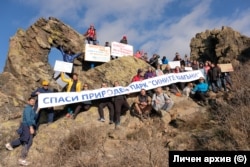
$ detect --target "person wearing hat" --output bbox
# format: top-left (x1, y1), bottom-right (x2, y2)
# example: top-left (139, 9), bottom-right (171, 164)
top-left (191, 77), bottom-right (209, 106)
top-left (120, 35), bottom-right (128, 44)
top-left (31, 80), bottom-right (54, 128)
top-left (131, 69), bottom-right (144, 82)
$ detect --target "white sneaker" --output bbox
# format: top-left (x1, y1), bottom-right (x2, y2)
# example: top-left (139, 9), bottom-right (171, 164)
top-left (5, 143), bottom-right (13, 151)
top-left (98, 118), bottom-right (105, 122)
top-left (18, 159), bottom-right (30, 166)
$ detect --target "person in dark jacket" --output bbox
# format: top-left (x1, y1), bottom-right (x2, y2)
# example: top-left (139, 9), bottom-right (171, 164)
top-left (31, 80), bottom-right (54, 128)
top-left (120, 35), bottom-right (128, 44)
top-left (5, 97), bottom-right (36, 166)
top-left (208, 63), bottom-right (221, 93)
top-left (97, 82), bottom-right (114, 124)
top-left (113, 81), bottom-right (130, 129)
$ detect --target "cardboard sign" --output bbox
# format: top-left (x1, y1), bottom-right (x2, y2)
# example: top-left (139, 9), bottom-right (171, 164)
top-left (168, 61), bottom-right (181, 69)
top-left (53, 71), bottom-right (70, 88)
top-left (111, 42), bottom-right (133, 57)
top-left (218, 63), bottom-right (234, 72)
top-left (85, 44), bottom-right (111, 62)
top-left (184, 67), bottom-right (193, 71)
top-left (54, 60), bottom-right (73, 73)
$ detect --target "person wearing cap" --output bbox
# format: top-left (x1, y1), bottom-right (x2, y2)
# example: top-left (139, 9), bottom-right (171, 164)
top-left (120, 35), bottom-right (128, 44)
top-left (131, 69), bottom-right (144, 82)
top-left (31, 80), bottom-right (54, 128)
top-left (84, 24), bottom-right (97, 45)
top-left (191, 77), bottom-right (209, 106)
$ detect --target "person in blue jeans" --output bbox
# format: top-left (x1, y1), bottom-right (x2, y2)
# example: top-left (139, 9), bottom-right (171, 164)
top-left (5, 97), bottom-right (37, 166)
top-left (31, 80), bottom-right (54, 128)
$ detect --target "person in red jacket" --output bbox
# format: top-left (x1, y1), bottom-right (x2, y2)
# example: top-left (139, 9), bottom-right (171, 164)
top-left (131, 69), bottom-right (144, 82)
top-left (84, 24), bottom-right (97, 45)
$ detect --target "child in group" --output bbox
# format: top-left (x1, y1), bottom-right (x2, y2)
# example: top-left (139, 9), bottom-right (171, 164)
top-left (182, 82), bottom-right (193, 97)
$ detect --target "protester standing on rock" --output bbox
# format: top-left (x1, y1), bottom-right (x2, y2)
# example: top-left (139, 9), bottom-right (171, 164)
top-left (84, 24), bottom-right (97, 45)
top-left (31, 80), bottom-right (54, 128)
top-left (113, 81), bottom-right (130, 129)
top-left (61, 72), bottom-right (82, 118)
top-left (97, 82), bottom-right (115, 124)
top-left (152, 87), bottom-right (174, 117)
top-left (5, 97), bottom-right (36, 166)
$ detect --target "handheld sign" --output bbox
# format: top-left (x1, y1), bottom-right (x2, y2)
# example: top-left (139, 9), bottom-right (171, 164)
top-left (111, 42), bottom-right (133, 57)
top-left (168, 61), bottom-right (181, 69)
top-left (217, 63), bottom-right (234, 72)
top-left (54, 60), bottom-right (73, 73)
top-left (85, 44), bottom-right (111, 62)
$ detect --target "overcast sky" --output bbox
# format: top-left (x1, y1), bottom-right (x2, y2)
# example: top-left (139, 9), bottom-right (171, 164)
top-left (1, 0), bottom-right (250, 72)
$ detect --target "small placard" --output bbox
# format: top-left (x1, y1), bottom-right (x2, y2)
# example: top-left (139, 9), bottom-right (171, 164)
top-left (54, 60), bottom-right (73, 73)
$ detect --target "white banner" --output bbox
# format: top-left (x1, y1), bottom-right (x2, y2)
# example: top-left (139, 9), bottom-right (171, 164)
top-left (38, 70), bottom-right (204, 108)
top-left (168, 61), bottom-right (181, 69)
top-left (111, 41), bottom-right (133, 57)
top-left (85, 44), bottom-right (111, 62)
top-left (54, 60), bottom-right (73, 73)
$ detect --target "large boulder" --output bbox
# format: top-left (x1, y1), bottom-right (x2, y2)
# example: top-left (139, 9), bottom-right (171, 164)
top-left (190, 26), bottom-right (250, 64)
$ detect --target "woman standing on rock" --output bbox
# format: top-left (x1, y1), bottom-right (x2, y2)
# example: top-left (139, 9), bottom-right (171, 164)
top-left (5, 97), bottom-right (37, 166)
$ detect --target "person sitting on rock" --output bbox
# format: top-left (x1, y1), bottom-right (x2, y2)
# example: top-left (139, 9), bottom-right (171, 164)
top-left (155, 64), bottom-right (164, 76)
top-left (131, 69), bottom-right (144, 82)
top-left (113, 81), bottom-right (130, 129)
top-left (71, 83), bottom-right (92, 120)
top-left (152, 87), bottom-right (174, 117)
top-left (133, 89), bottom-right (152, 120)
top-left (190, 77), bottom-right (209, 106)
top-left (144, 66), bottom-right (156, 79)
top-left (134, 50), bottom-right (142, 59)
top-left (61, 72), bottom-right (82, 118)
top-left (83, 24), bottom-right (97, 45)
top-left (97, 82), bottom-right (114, 124)
top-left (31, 80), bottom-right (54, 128)
top-left (182, 82), bottom-right (193, 97)
top-left (5, 97), bottom-right (36, 166)
top-left (58, 46), bottom-right (83, 63)
top-left (120, 35), bottom-right (128, 44)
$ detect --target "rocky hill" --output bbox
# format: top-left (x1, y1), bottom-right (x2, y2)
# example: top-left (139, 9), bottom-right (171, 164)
top-left (1, 18), bottom-right (250, 167)
top-left (190, 26), bottom-right (250, 64)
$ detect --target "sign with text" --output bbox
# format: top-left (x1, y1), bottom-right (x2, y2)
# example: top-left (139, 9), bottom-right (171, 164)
top-left (38, 70), bottom-right (204, 108)
top-left (185, 67), bottom-right (193, 71)
top-left (53, 71), bottom-right (70, 88)
top-left (168, 61), bottom-right (181, 69)
top-left (54, 60), bottom-right (73, 73)
top-left (218, 63), bottom-right (234, 72)
top-left (111, 41), bottom-right (133, 57)
top-left (85, 44), bottom-right (111, 62)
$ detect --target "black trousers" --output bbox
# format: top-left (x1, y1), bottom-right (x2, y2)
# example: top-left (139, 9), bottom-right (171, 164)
top-left (114, 99), bottom-right (129, 124)
top-left (98, 101), bottom-right (114, 121)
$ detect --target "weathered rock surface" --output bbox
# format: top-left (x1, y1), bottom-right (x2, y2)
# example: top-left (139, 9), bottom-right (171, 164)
top-left (0, 17), bottom-right (149, 120)
top-left (190, 26), bottom-right (250, 64)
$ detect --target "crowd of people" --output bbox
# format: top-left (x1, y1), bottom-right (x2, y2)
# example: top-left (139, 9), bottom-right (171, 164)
top-left (5, 24), bottom-right (234, 166)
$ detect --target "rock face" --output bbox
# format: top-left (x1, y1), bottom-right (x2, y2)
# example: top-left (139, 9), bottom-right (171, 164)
top-left (0, 17), bottom-right (85, 120)
top-left (0, 17), bottom-right (151, 120)
top-left (190, 26), bottom-right (250, 64)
